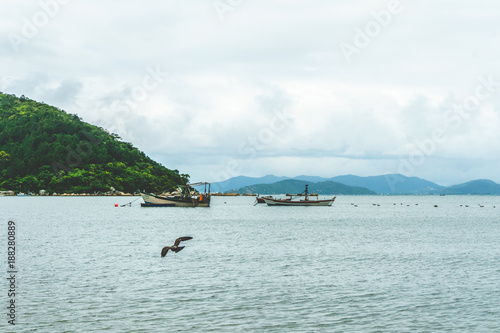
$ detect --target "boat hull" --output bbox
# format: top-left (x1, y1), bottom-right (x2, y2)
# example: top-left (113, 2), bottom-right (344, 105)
top-left (140, 192), bottom-right (210, 207)
top-left (262, 197), bottom-right (335, 206)
top-left (140, 203), bottom-right (175, 207)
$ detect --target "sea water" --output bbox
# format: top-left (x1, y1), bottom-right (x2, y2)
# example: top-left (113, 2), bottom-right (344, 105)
top-left (1, 195), bottom-right (499, 332)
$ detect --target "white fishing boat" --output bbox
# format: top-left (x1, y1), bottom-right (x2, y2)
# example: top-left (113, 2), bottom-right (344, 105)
top-left (141, 182), bottom-right (211, 207)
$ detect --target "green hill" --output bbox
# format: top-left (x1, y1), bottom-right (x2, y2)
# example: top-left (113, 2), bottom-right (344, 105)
top-left (0, 92), bottom-right (188, 194)
top-left (233, 179), bottom-right (376, 195)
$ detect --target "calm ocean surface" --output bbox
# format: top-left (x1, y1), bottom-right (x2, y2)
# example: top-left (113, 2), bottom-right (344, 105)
top-left (1, 195), bottom-right (500, 332)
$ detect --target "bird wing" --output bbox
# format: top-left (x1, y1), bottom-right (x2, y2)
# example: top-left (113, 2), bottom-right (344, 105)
top-left (161, 246), bottom-right (171, 257)
top-left (172, 246), bottom-right (185, 253)
top-left (173, 236), bottom-right (193, 247)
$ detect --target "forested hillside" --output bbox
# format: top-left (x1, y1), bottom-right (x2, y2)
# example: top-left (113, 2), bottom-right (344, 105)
top-left (0, 92), bottom-right (188, 194)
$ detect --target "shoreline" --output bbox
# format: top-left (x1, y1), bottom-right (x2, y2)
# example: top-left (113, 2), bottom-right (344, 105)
top-left (2, 193), bottom-right (500, 197)
top-left (1, 193), bottom-right (140, 197)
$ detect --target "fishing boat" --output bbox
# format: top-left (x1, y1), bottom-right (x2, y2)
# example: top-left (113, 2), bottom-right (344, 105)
top-left (255, 195), bottom-right (274, 204)
top-left (140, 182), bottom-right (211, 207)
top-left (262, 185), bottom-right (335, 206)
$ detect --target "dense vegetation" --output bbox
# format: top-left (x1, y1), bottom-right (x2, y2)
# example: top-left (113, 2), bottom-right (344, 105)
top-left (0, 92), bottom-right (188, 194)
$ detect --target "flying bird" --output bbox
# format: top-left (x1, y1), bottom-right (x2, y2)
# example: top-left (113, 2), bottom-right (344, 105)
top-left (161, 236), bottom-right (193, 257)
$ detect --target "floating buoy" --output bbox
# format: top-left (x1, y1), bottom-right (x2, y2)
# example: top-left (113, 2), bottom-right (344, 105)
top-left (115, 203), bottom-right (118, 207)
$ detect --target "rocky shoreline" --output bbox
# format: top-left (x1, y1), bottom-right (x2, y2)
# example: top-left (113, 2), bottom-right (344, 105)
top-left (1, 191), bottom-right (258, 197)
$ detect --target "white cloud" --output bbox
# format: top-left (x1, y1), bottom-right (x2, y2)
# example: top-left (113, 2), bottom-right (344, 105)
top-left (1, 0), bottom-right (500, 183)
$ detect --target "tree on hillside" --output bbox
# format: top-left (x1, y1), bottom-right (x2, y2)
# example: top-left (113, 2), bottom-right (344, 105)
top-left (0, 92), bottom-right (189, 193)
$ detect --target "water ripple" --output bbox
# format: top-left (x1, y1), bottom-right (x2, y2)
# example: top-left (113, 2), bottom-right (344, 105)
top-left (1, 195), bottom-right (499, 332)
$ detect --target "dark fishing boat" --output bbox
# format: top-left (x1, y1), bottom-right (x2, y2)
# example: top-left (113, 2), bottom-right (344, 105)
top-left (262, 185), bottom-right (335, 206)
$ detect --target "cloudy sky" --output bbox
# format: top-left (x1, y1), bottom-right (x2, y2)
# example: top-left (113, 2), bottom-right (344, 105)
top-left (2, 0), bottom-right (500, 185)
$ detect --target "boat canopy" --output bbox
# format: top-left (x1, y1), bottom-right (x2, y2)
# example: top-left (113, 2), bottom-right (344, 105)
top-left (187, 182), bottom-right (211, 195)
top-left (188, 182), bottom-right (210, 187)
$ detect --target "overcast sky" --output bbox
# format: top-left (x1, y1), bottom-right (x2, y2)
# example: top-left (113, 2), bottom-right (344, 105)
top-left (2, 0), bottom-right (500, 185)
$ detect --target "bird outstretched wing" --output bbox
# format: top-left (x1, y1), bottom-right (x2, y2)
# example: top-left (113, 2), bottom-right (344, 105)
top-left (161, 246), bottom-right (171, 257)
top-left (173, 236), bottom-right (193, 247)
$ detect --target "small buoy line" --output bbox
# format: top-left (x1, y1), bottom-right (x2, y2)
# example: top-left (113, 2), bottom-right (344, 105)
top-left (113, 198), bottom-right (497, 208)
top-left (115, 197), bottom-right (141, 207)
top-left (348, 202), bottom-right (496, 208)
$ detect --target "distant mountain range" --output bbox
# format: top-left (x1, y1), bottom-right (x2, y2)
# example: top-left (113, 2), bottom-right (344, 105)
top-left (210, 174), bottom-right (500, 195)
top-left (234, 179), bottom-right (375, 195)
top-left (210, 175), bottom-right (289, 193)
top-left (441, 179), bottom-right (500, 195)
